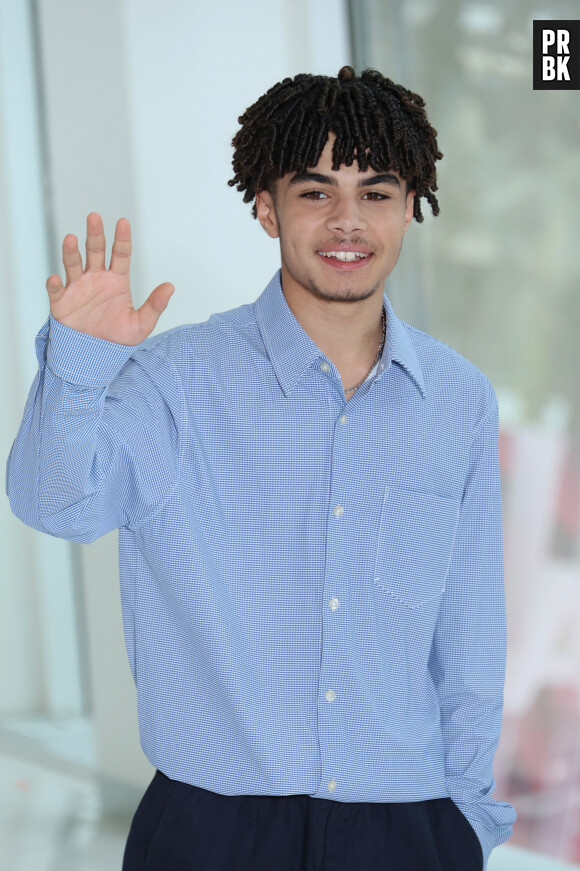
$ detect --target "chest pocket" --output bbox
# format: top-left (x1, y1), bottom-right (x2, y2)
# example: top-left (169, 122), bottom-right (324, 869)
top-left (373, 486), bottom-right (461, 609)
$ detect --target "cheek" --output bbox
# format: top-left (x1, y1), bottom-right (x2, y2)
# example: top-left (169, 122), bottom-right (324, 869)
top-left (378, 218), bottom-right (407, 248)
top-left (281, 218), bottom-right (319, 252)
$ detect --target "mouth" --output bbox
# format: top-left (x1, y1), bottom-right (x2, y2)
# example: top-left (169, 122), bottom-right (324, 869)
top-left (316, 249), bottom-right (374, 271)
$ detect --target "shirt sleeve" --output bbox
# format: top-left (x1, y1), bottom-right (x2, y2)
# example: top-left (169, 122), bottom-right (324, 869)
top-left (428, 377), bottom-right (517, 871)
top-left (5, 314), bottom-right (181, 542)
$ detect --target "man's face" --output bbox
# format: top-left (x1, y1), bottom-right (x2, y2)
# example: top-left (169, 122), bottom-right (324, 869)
top-left (255, 134), bottom-right (415, 305)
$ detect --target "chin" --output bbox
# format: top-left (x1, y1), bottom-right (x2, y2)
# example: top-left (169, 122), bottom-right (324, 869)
top-left (307, 277), bottom-right (380, 303)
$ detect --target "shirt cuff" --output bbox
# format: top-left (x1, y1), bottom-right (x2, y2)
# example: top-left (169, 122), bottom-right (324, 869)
top-left (42, 313), bottom-right (140, 388)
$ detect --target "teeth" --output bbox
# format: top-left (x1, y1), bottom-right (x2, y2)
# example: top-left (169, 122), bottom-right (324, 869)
top-left (318, 251), bottom-right (370, 261)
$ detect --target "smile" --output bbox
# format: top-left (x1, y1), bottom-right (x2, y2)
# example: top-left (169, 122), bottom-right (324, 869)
top-left (316, 250), bottom-right (373, 270)
top-left (317, 251), bottom-right (371, 261)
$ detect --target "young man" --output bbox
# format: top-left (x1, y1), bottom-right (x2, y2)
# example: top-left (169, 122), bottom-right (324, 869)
top-left (6, 67), bottom-right (516, 870)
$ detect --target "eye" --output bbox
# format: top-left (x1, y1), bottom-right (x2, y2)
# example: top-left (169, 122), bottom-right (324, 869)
top-left (300, 190), bottom-right (328, 200)
top-left (363, 191), bottom-right (390, 201)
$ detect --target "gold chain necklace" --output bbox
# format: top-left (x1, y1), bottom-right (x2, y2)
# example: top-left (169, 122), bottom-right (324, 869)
top-left (344, 307), bottom-right (386, 395)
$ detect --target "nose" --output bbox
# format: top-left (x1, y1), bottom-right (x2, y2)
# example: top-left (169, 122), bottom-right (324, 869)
top-left (325, 194), bottom-right (367, 235)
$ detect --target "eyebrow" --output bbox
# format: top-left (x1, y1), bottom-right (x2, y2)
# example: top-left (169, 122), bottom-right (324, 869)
top-left (287, 171), bottom-right (401, 189)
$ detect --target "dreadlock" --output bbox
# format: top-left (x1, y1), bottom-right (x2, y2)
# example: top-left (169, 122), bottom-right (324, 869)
top-left (228, 66), bottom-right (443, 223)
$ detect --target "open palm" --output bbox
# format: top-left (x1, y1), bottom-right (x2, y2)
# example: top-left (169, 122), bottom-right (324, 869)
top-left (46, 212), bottom-right (174, 345)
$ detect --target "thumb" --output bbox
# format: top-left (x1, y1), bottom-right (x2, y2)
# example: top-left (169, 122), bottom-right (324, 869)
top-left (137, 282), bottom-right (175, 339)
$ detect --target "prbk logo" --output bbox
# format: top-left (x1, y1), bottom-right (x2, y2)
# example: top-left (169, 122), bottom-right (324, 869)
top-left (533, 20), bottom-right (579, 89)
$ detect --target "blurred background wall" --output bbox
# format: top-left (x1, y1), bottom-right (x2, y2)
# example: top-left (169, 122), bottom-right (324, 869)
top-left (1, 0), bottom-right (579, 868)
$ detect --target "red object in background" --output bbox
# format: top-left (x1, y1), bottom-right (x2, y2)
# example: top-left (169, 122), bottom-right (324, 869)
top-left (504, 684), bottom-right (580, 862)
top-left (498, 428), bottom-right (513, 476)
top-left (498, 428), bottom-right (580, 539)
top-left (555, 441), bottom-right (580, 535)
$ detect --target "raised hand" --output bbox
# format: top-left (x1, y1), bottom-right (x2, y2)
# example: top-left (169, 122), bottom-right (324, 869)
top-left (46, 212), bottom-right (174, 345)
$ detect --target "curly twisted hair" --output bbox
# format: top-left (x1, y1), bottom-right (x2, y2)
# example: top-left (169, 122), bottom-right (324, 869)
top-left (228, 66), bottom-right (443, 223)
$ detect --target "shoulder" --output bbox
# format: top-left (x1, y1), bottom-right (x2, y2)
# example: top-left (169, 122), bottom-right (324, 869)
top-left (131, 299), bottom-right (262, 367)
top-left (401, 318), bottom-right (497, 423)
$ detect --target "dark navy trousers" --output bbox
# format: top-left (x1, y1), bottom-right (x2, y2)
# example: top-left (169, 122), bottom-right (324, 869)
top-left (122, 769), bottom-right (484, 871)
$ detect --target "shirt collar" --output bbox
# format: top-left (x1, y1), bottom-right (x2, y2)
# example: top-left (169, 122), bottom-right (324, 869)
top-left (254, 269), bottom-right (426, 399)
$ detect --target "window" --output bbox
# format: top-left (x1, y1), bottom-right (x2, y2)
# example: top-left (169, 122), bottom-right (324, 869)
top-left (349, 1), bottom-right (580, 865)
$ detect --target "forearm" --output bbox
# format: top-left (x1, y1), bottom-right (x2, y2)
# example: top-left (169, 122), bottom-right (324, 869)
top-left (6, 314), bottom-right (175, 542)
top-left (434, 616), bottom-right (515, 868)
top-left (7, 360), bottom-right (111, 540)
top-left (429, 378), bottom-right (516, 869)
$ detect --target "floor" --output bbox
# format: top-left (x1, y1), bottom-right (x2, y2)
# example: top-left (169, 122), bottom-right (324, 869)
top-left (0, 716), bottom-right (130, 871)
top-left (2, 755), bottom-right (129, 870)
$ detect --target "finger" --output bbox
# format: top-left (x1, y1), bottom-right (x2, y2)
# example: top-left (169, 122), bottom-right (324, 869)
top-left (109, 217), bottom-right (132, 275)
top-left (85, 212), bottom-right (106, 271)
top-left (46, 274), bottom-right (64, 298)
top-left (136, 282), bottom-right (174, 340)
top-left (62, 234), bottom-right (84, 284)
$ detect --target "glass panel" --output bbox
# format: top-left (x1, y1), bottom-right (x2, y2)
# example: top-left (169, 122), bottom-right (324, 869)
top-left (0, 0), bottom-right (87, 737)
top-left (349, 0), bottom-right (580, 865)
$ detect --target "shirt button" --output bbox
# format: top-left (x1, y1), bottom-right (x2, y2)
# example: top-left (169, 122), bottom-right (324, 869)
top-left (329, 598), bottom-right (340, 610)
top-left (339, 414), bottom-right (347, 424)
top-left (328, 779), bottom-right (337, 792)
top-left (333, 505), bottom-right (344, 518)
top-left (325, 689), bottom-right (336, 702)
top-left (320, 361), bottom-right (331, 373)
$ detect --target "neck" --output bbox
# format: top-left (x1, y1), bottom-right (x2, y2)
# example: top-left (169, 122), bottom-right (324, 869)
top-left (280, 271), bottom-right (386, 371)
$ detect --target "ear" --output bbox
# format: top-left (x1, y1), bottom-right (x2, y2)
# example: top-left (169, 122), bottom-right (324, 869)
top-left (255, 189), bottom-right (280, 239)
top-left (402, 189), bottom-right (415, 236)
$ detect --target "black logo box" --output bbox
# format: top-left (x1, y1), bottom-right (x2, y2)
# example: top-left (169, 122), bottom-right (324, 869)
top-left (533, 20), bottom-right (580, 89)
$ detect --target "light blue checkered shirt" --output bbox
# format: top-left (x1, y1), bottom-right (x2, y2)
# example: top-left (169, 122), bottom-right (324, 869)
top-left (6, 270), bottom-right (516, 868)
